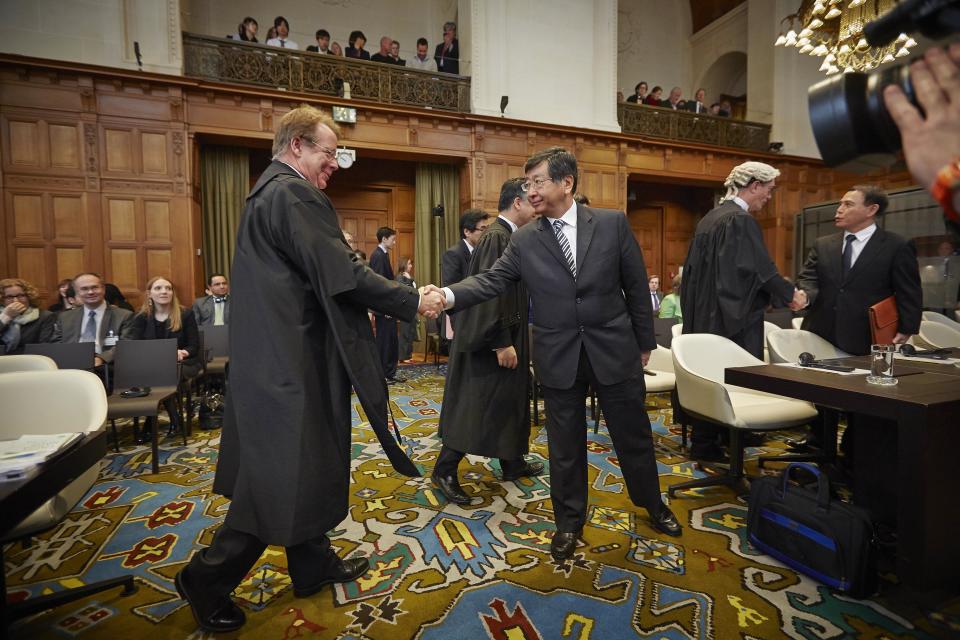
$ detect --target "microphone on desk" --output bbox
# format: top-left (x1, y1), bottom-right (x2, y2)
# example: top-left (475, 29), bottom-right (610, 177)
top-left (898, 344), bottom-right (952, 359)
top-left (797, 352), bottom-right (856, 372)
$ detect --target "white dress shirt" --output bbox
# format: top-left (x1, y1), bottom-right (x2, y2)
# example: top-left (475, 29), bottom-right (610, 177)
top-left (463, 238), bottom-right (474, 254)
top-left (408, 55), bottom-right (438, 72)
top-left (843, 223), bottom-right (877, 267)
top-left (80, 301), bottom-right (107, 353)
top-left (498, 214), bottom-right (518, 232)
top-left (266, 38), bottom-right (299, 49)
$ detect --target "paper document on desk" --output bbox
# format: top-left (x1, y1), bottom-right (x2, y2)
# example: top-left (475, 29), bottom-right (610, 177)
top-left (893, 354), bottom-right (960, 365)
top-left (773, 363), bottom-right (870, 376)
top-left (0, 433), bottom-right (83, 461)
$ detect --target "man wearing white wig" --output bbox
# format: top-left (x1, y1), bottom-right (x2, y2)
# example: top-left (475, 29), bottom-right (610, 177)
top-left (679, 161), bottom-right (806, 460)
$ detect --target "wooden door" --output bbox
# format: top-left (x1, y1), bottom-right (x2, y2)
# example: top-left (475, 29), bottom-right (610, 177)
top-left (627, 206), bottom-right (664, 281)
top-left (326, 188), bottom-right (391, 265)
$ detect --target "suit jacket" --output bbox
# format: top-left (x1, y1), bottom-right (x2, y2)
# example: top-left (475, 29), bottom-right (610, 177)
top-left (434, 39), bottom-right (459, 74)
top-left (441, 240), bottom-right (471, 288)
top-left (54, 304), bottom-right (135, 362)
top-left (450, 205), bottom-right (656, 389)
top-left (1, 309), bottom-right (56, 354)
top-left (660, 100), bottom-right (682, 110)
top-left (797, 228), bottom-right (922, 355)
top-left (369, 246), bottom-right (395, 317)
top-left (192, 295), bottom-right (231, 326)
top-left (685, 100), bottom-right (707, 114)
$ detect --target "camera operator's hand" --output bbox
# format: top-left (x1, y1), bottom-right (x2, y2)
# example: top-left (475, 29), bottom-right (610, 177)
top-left (884, 44), bottom-right (960, 194)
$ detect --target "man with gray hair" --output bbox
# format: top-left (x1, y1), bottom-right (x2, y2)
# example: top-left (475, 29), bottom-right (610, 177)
top-left (434, 21), bottom-right (459, 73)
top-left (679, 161), bottom-right (805, 460)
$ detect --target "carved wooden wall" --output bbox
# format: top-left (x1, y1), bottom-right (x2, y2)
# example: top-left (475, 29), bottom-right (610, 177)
top-left (1, 54), bottom-right (898, 304)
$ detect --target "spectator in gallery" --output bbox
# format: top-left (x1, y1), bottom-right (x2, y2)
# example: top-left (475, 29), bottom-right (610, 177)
top-left (661, 86), bottom-right (684, 110)
top-left (193, 273), bottom-right (231, 327)
top-left (266, 16), bottom-right (298, 49)
top-left (230, 17), bottom-right (258, 43)
top-left (265, 26), bottom-right (277, 42)
top-left (391, 40), bottom-right (405, 66)
top-left (371, 36), bottom-right (397, 64)
top-left (434, 21), bottom-right (459, 74)
top-left (104, 283), bottom-right (134, 311)
top-left (659, 273), bottom-right (682, 320)
top-left (408, 38), bottom-right (437, 71)
top-left (48, 278), bottom-right (74, 313)
top-left (644, 86), bottom-right (662, 106)
top-left (1, 278), bottom-right (56, 355)
top-left (396, 257), bottom-right (419, 363)
top-left (625, 81), bottom-right (648, 104)
top-left (306, 29), bottom-right (331, 54)
top-left (346, 31), bottom-right (370, 60)
top-left (685, 88), bottom-right (708, 114)
top-left (709, 102), bottom-right (721, 115)
top-left (719, 100), bottom-right (733, 117)
top-left (330, 42), bottom-right (343, 56)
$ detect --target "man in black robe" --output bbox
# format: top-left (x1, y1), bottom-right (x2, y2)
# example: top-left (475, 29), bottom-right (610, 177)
top-left (679, 161), bottom-right (805, 460)
top-left (370, 226), bottom-right (404, 383)
top-left (432, 178), bottom-right (544, 504)
top-left (174, 106), bottom-right (443, 633)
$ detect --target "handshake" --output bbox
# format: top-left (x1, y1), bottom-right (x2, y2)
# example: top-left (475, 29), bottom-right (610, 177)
top-left (417, 285), bottom-right (447, 318)
top-left (789, 288), bottom-right (808, 312)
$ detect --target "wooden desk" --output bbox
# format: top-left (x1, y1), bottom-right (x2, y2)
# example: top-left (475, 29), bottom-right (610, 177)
top-left (725, 363), bottom-right (960, 590)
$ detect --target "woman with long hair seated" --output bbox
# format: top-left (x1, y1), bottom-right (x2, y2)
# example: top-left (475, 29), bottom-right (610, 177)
top-left (1, 278), bottom-right (56, 354)
top-left (131, 277), bottom-right (200, 440)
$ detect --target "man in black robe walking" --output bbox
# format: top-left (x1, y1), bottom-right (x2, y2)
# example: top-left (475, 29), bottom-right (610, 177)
top-left (432, 178), bottom-right (544, 504)
top-left (679, 161), bottom-right (805, 460)
top-left (174, 105), bottom-right (443, 633)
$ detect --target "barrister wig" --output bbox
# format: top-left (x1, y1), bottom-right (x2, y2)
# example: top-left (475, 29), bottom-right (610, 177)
top-left (720, 161), bottom-right (781, 203)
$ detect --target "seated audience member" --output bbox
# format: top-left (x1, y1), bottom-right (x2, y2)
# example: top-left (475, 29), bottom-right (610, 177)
top-left (306, 29), bottom-right (331, 53)
top-left (193, 273), bottom-right (231, 327)
top-left (104, 283), bottom-right (134, 311)
top-left (48, 277), bottom-right (74, 312)
top-left (408, 38), bottom-right (437, 71)
top-left (54, 272), bottom-right (135, 366)
top-left (346, 31), bottom-right (370, 59)
top-left (625, 81), bottom-right (648, 104)
top-left (434, 21), bottom-right (459, 74)
top-left (391, 40), bottom-right (405, 65)
top-left (659, 274), bottom-right (682, 320)
top-left (1, 278), bottom-right (56, 355)
top-left (266, 16), bottom-right (298, 49)
top-left (131, 276), bottom-right (201, 440)
top-left (644, 86), bottom-right (663, 106)
top-left (330, 41), bottom-right (343, 56)
top-left (396, 257), bottom-right (418, 363)
top-left (229, 17), bottom-right (258, 42)
top-left (709, 102), bottom-right (721, 115)
top-left (265, 26), bottom-right (277, 41)
top-left (371, 36), bottom-right (396, 64)
top-left (661, 86), bottom-right (683, 110)
top-left (719, 100), bottom-right (732, 117)
top-left (685, 88), bottom-right (707, 114)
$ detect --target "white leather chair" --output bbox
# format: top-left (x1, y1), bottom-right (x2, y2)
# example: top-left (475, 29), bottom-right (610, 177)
top-left (918, 320), bottom-right (960, 349)
top-left (763, 321), bottom-right (780, 363)
top-left (922, 310), bottom-right (960, 332)
top-left (669, 334), bottom-right (819, 496)
top-left (671, 323), bottom-right (683, 339)
top-left (766, 329), bottom-right (851, 364)
top-left (0, 370), bottom-right (135, 621)
top-left (791, 317), bottom-right (803, 330)
top-left (645, 345), bottom-right (676, 394)
top-left (0, 354), bottom-right (57, 374)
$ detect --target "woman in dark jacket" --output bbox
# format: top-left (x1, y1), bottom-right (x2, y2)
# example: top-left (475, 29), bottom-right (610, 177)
top-left (345, 30), bottom-right (370, 59)
top-left (1, 278), bottom-right (56, 355)
top-left (131, 276), bottom-right (200, 440)
top-left (396, 257), bottom-right (419, 362)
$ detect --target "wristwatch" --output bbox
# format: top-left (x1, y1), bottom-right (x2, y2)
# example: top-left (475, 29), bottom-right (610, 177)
top-left (931, 158), bottom-right (960, 222)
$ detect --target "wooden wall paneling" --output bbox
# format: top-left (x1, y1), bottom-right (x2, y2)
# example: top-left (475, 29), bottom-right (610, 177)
top-left (6, 119), bottom-right (42, 168)
top-left (48, 122), bottom-right (81, 169)
top-left (627, 205), bottom-right (664, 280)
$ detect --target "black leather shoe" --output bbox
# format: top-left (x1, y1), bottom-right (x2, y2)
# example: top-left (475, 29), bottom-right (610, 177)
top-left (293, 557), bottom-right (370, 598)
top-left (550, 529), bottom-right (582, 561)
top-left (501, 461), bottom-right (545, 481)
top-left (650, 505), bottom-right (682, 537)
top-left (431, 472), bottom-right (472, 505)
top-left (387, 376), bottom-right (407, 384)
top-left (175, 569), bottom-right (246, 633)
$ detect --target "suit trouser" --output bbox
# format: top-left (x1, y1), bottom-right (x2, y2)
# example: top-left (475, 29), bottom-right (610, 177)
top-left (182, 524), bottom-right (339, 612)
top-left (375, 315), bottom-right (399, 378)
top-left (434, 444), bottom-right (526, 478)
top-left (541, 347), bottom-right (663, 532)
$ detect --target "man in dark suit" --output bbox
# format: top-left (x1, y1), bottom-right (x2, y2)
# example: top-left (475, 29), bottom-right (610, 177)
top-left (436, 147), bottom-right (682, 561)
top-left (660, 86), bottom-right (684, 110)
top-left (441, 209), bottom-right (489, 342)
top-left (797, 186), bottom-right (922, 354)
top-left (54, 272), bottom-right (135, 366)
top-left (369, 226), bottom-right (403, 383)
top-left (192, 273), bottom-right (231, 327)
top-left (684, 88), bottom-right (708, 114)
top-left (434, 21), bottom-right (459, 74)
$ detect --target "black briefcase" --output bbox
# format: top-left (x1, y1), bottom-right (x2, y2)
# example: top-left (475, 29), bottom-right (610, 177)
top-left (746, 463), bottom-right (877, 598)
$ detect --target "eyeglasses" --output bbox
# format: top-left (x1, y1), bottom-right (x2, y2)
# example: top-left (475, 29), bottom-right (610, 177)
top-left (520, 177), bottom-right (556, 193)
top-left (2, 293), bottom-right (28, 302)
top-left (300, 137), bottom-right (337, 160)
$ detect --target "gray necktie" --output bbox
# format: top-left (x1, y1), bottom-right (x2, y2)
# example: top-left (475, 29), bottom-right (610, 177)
top-left (552, 219), bottom-right (576, 277)
top-left (81, 309), bottom-right (97, 342)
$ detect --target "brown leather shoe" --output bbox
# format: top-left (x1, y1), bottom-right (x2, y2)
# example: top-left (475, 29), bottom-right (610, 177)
top-left (550, 529), bottom-right (582, 561)
top-left (293, 557), bottom-right (370, 598)
top-left (175, 569), bottom-right (246, 633)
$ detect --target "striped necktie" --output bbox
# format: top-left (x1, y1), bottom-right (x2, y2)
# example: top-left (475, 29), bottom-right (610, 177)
top-left (552, 219), bottom-right (576, 278)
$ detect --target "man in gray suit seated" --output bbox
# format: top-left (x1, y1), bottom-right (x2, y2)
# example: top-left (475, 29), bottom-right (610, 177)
top-left (193, 273), bottom-right (231, 327)
top-left (54, 272), bottom-right (135, 366)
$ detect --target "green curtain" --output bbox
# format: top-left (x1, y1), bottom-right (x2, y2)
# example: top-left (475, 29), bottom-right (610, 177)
top-left (200, 146), bottom-right (249, 279)
top-left (414, 163), bottom-right (460, 288)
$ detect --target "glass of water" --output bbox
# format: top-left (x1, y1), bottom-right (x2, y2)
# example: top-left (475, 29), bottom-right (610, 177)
top-left (866, 344), bottom-right (898, 386)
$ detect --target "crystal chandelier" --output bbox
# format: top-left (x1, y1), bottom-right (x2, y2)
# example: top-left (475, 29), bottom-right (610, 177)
top-left (773, 0), bottom-right (917, 75)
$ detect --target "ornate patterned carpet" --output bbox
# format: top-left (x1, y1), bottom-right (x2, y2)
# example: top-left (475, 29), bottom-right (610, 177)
top-left (5, 364), bottom-right (959, 639)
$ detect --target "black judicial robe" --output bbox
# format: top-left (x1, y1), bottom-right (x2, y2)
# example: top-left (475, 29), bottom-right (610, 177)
top-left (680, 200), bottom-right (793, 358)
top-left (213, 161), bottom-right (419, 547)
top-left (438, 218), bottom-right (530, 459)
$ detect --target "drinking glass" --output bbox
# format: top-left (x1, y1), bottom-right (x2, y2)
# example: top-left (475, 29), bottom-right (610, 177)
top-left (866, 344), bottom-right (897, 386)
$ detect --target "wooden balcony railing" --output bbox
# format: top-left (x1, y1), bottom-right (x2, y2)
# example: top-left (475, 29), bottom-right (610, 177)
top-left (617, 102), bottom-right (771, 152)
top-left (182, 32), bottom-right (471, 112)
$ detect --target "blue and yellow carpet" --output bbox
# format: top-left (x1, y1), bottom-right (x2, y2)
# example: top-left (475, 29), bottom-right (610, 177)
top-left (4, 364), bottom-right (958, 638)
